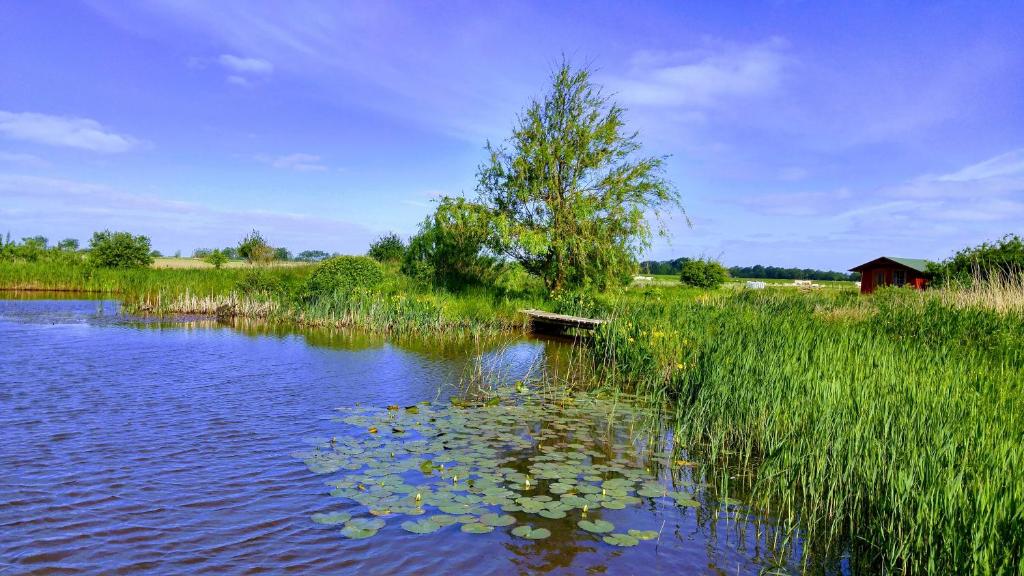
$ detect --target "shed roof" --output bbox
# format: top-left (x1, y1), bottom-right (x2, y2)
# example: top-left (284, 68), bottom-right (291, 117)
top-left (849, 256), bottom-right (930, 273)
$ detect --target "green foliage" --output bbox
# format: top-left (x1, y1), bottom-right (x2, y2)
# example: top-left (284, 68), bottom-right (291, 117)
top-left (929, 233), bottom-right (1024, 286)
top-left (306, 255), bottom-right (385, 299)
top-left (274, 247), bottom-right (291, 261)
top-left (56, 238), bottom-right (79, 251)
top-left (238, 229), bottom-right (274, 264)
top-left (401, 200), bottom-right (497, 290)
top-left (471, 61), bottom-right (681, 291)
top-left (587, 287), bottom-right (1022, 573)
top-left (643, 258), bottom-right (857, 281)
top-left (678, 258), bottom-right (728, 288)
top-left (296, 249), bottom-right (330, 262)
top-left (367, 232), bottom-right (406, 263)
top-left (204, 249), bottom-right (228, 269)
top-left (88, 230), bottom-right (154, 269)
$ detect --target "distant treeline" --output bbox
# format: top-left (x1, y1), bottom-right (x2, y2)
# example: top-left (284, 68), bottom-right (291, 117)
top-left (641, 258), bottom-right (860, 281)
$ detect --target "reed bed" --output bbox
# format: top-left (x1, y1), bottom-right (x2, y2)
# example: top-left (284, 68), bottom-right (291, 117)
top-left (581, 285), bottom-right (1023, 574)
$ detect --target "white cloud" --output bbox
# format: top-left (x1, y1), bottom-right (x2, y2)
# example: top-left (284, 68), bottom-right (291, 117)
top-left (258, 153), bottom-right (328, 172)
top-left (0, 111), bottom-right (141, 153)
top-left (0, 173), bottom-right (377, 254)
top-left (0, 151), bottom-right (49, 168)
top-left (218, 54), bottom-right (274, 74)
top-left (607, 39), bottom-right (788, 109)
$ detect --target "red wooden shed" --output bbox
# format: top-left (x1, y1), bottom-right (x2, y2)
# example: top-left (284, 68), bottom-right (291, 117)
top-left (850, 257), bottom-right (930, 294)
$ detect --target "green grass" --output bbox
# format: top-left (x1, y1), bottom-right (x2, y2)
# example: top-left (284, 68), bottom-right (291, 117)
top-left (579, 285), bottom-right (1023, 574)
top-left (4, 259), bottom-right (1020, 572)
top-left (0, 261), bottom-right (541, 337)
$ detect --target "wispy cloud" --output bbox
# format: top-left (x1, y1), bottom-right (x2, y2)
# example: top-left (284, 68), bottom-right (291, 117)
top-left (218, 54), bottom-right (274, 75)
top-left (257, 153), bottom-right (328, 172)
top-left (0, 173), bottom-right (377, 253)
top-left (0, 111), bottom-right (141, 153)
top-left (606, 39), bottom-right (789, 109)
top-left (0, 151), bottom-right (49, 168)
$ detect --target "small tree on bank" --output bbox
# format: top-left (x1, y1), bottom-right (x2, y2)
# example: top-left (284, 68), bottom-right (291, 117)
top-left (368, 232), bottom-right (406, 264)
top-left (929, 233), bottom-right (1024, 286)
top-left (238, 230), bottom-right (274, 265)
top-left (679, 258), bottom-right (728, 289)
top-left (471, 62), bottom-right (682, 291)
top-left (88, 230), bottom-right (153, 268)
top-left (204, 249), bottom-right (228, 269)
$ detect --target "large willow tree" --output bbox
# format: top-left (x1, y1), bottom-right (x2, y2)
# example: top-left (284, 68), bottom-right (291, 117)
top-left (475, 62), bottom-right (682, 291)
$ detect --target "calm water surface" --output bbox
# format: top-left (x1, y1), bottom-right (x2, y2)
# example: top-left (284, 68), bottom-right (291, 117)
top-left (1, 297), bottom-right (789, 575)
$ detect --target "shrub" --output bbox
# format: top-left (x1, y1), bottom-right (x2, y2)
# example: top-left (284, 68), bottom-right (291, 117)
top-left (204, 249), bottom-right (228, 269)
top-left (929, 233), bottom-right (1024, 287)
top-left (368, 232), bottom-right (406, 263)
top-left (306, 255), bottom-right (384, 299)
top-left (238, 230), bottom-right (275, 264)
top-left (88, 230), bottom-right (153, 268)
top-left (678, 258), bottom-right (728, 288)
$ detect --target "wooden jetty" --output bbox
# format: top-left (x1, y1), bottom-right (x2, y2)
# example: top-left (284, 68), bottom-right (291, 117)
top-left (521, 309), bottom-right (605, 335)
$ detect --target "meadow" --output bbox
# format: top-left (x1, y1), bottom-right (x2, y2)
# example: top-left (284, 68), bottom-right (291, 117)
top-left (1, 259), bottom-right (1021, 573)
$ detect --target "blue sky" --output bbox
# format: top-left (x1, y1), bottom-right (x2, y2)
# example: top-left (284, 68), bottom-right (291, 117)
top-left (1, 1), bottom-right (1021, 270)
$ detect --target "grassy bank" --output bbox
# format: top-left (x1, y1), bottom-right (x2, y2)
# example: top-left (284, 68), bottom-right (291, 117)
top-left (576, 284), bottom-right (1023, 574)
top-left (3, 259), bottom-right (1020, 572)
top-left (0, 260), bottom-right (539, 336)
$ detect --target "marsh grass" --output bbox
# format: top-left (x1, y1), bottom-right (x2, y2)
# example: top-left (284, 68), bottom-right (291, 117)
top-left (5, 259), bottom-right (1021, 572)
top-left (578, 284), bottom-right (1023, 574)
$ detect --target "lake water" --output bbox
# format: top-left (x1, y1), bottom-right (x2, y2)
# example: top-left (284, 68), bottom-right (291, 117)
top-left (0, 297), bottom-right (794, 575)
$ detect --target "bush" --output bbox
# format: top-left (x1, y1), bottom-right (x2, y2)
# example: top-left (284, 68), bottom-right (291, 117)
top-left (306, 255), bottom-right (384, 299)
top-left (678, 258), bottom-right (728, 288)
top-left (88, 230), bottom-right (153, 268)
top-left (204, 249), bottom-right (228, 269)
top-left (238, 230), bottom-right (274, 264)
top-left (367, 232), bottom-right (406, 263)
top-left (929, 233), bottom-right (1024, 286)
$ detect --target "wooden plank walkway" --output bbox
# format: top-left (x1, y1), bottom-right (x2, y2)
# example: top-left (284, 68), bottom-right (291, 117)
top-left (521, 309), bottom-right (605, 334)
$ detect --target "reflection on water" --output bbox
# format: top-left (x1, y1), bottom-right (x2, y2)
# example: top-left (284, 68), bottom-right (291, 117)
top-left (0, 297), bottom-right (797, 574)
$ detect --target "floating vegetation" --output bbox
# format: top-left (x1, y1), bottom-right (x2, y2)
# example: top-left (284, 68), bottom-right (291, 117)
top-left (298, 385), bottom-right (708, 547)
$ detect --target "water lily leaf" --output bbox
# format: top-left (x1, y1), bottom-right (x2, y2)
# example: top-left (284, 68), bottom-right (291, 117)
top-left (538, 508), bottom-right (566, 519)
top-left (675, 496), bottom-right (700, 508)
top-left (340, 526), bottom-right (378, 539)
top-left (628, 529), bottom-right (659, 540)
top-left (420, 515), bottom-right (455, 527)
top-left (601, 499), bottom-right (626, 510)
top-left (578, 519), bottom-right (614, 533)
top-left (603, 533), bottom-right (639, 547)
top-left (346, 517), bottom-right (385, 530)
top-left (311, 512), bottom-right (351, 525)
top-left (637, 486), bottom-right (667, 498)
top-left (480, 513), bottom-right (516, 527)
top-left (460, 522), bottom-right (494, 534)
top-left (511, 525), bottom-right (551, 539)
top-left (549, 483), bottom-right (573, 494)
top-left (401, 519), bottom-right (441, 534)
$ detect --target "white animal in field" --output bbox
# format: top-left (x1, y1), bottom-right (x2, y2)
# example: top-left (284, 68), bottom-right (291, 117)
top-left (746, 281), bottom-right (766, 289)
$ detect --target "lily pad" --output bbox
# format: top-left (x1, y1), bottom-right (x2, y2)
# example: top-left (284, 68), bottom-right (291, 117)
top-left (538, 508), bottom-right (566, 519)
top-left (340, 517), bottom-right (386, 540)
top-left (578, 519), bottom-right (614, 533)
top-left (511, 525), bottom-right (551, 540)
top-left (603, 533), bottom-right (640, 547)
top-left (480, 513), bottom-right (516, 527)
top-left (628, 529), bottom-right (659, 540)
top-left (460, 522), bottom-right (494, 534)
top-left (311, 511), bottom-right (352, 525)
top-left (401, 519), bottom-right (442, 534)
top-left (637, 486), bottom-right (667, 498)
